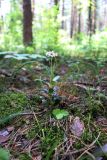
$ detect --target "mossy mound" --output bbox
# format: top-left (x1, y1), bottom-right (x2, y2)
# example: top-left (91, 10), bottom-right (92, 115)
top-left (0, 92), bottom-right (28, 118)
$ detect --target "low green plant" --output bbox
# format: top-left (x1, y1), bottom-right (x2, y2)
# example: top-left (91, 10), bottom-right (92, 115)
top-left (0, 148), bottom-right (10, 160)
top-left (0, 1), bottom-right (22, 51)
top-left (41, 126), bottom-right (63, 160)
top-left (52, 108), bottom-right (69, 119)
top-left (34, 6), bottom-right (59, 53)
top-left (19, 153), bottom-right (32, 160)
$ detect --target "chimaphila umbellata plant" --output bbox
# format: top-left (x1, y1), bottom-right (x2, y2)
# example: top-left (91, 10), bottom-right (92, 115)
top-left (46, 51), bottom-right (69, 119)
top-left (46, 51), bottom-right (58, 87)
top-left (37, 51), bottom-right (61, 108)
top-left (43, 51), bottom-right (60, 106)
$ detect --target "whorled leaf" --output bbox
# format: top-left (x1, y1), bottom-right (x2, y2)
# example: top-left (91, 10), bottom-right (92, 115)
top-left (52, 109), bottom-right (69, 120)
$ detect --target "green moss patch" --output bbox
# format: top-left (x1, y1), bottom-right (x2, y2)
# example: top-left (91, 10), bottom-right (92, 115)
top-left (0, 92), bottom-right (28, 118)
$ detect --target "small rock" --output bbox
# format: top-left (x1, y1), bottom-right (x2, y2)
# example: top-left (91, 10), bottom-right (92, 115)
top-left (0, 135), bottom-right (9, 144)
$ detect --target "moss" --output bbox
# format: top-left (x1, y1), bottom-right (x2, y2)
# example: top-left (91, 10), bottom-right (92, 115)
top-left (0, 92), bottom-right (28, 118)
top-left (19, 153), bottom-right (32, 160)
top-left (0, 78), bottom-right (8, 93)
top-left (41, 126), bottom-right (63, 159)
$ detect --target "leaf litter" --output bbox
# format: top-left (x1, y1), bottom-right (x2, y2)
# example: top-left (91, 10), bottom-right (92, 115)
top-left (0, 56), bottom-right (107, 159)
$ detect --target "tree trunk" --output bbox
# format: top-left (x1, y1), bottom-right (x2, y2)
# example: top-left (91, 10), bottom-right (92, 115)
top-left (70, 0), bottom-right (75, 38)
top-left (23, 0), bottom-right (33, 45)
top-left (93, 0), bottom-right (97, 33)
top-left (54, 0), bottom-right (59, 5)
top-left (78, 11), bottom-right (81, 34)
top-left (88, 1), bottom-right (92, 37)
top-left (61, 0), bottom-right (65, 29)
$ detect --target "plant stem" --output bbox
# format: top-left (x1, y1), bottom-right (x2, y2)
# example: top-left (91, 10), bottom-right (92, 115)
top-left (50, 58), bottom-right (54, 86)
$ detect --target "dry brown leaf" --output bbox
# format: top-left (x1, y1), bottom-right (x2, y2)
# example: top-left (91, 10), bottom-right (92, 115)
top-left (0, 135), bottom-right (9, 144)
top-left (70, 117), bottom-right (84, 137)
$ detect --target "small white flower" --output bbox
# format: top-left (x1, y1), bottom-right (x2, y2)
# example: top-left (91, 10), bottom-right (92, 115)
top-left (46, 51), bottom-right (58, 58)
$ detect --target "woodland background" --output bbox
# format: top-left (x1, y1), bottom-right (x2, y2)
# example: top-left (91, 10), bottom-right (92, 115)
top-left (0, 1), bottom-right (107, 160)
top-left (0, 0), bottom-right (107, 57)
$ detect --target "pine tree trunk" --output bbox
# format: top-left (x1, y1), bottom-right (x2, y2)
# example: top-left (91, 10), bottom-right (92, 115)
top-left (78, 12), bottom-right (81, 34)
top-left (93, 0), bottom-right (97, 33)
top-left (23, 0), bottom-right (33, 45)
top-left (61, 0), bottom-right (65, 29)
top-left (88, 0), bottom-right (92, 37)
top-left (70, 0), bottom-right (75, 37)
top-left (54, 0), bottom-right (58, 5)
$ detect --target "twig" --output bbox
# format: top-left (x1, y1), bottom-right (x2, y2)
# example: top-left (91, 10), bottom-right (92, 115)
top-left (76, 132), bottom-right (101, 160)
top-left (0, 111), bottom-right (45, 127)
top-left (85, 151), bottom-right (96, 160)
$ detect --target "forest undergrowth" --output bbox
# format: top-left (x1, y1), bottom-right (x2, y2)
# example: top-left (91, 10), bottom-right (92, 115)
top-left (0, 52), bottom-right (107, 160)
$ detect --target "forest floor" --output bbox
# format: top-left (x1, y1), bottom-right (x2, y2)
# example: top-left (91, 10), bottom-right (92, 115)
top-left (0, 53), bottom-right (107, 160)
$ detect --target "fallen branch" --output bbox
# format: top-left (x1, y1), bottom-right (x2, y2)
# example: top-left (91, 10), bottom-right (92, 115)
top-left (76, 132), bottom-right (101, 160)
top-left (0, 111), bottom-right (43, 127)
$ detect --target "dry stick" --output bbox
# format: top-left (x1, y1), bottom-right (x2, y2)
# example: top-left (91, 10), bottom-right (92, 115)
top-left (85, 151), bottom-right (96, 160)
top-left (54, 122), bottom-right (89, 157)
top-left (70, 135), bottom-right (89, 148)
top-left (54, 138), bottom-right (68, 157)
top-left (32, 111), bottom-right (46, 140)
top-left (65, 142), bottom-right (73, 155)
top-left (76, 132), bottom-right (101, 160)
top-left (53, 133), bottom-right (96, 159)
top-left (58, 133), bottom-right (98, 159)
top-left (55, 141), bottom-right (95, 159)
top-left (77, 147), bottom-right (93, 155)
top-left (58, 145), bottom-right (95, 156)
top-left (54, 117), bottom-right (97, 159)
top-left (7, 127), bottom-right (22, 148)
top-left (54, 135), bottom-right (89, 158)
top-left (61, 151), bottom-right (94, 160)
top-left (0, 112), bottom-right (33, 127)
top-left (0, 111), bottom-right (45, 126)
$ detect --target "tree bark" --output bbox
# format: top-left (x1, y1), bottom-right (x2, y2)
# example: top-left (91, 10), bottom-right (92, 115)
top-left (70, 0), bottom-right (75, 37)
top-left (93, 0), bottom-right (97, 33)
top-left (78, 11), bottom-right (81, 34)
top-left (54, 0), bottom-right (59, 5)
top-left (88, 0), bottom-right (93, 37)
top-left (61, 0), bottom-right (65, 29)
top-left (23, 0), bottom-right (33, 45)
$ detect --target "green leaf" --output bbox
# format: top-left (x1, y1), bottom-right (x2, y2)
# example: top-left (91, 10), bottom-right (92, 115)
top-left (52, 109), bottom-right (69, 120)
top-left (53, 75), bottom-right (60, 82)
top-left (0, 148), bottom-right (10, 160)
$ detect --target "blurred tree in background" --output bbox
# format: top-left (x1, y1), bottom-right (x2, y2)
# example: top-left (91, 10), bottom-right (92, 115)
top-left (0, 0), bottom-right (107, 57)
top-left (23, 0), bottom-right (33, 45)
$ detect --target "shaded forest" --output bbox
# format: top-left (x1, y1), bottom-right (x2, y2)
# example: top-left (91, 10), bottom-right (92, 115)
top-left (0, 0), bottom-right (107, 160)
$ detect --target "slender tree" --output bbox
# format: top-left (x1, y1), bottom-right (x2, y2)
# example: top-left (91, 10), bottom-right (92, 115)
top-left (23, 0), bottom-right (33, 45)
top-left (53, 0), bottom-right (59, 20)
top-left (70, 0), bottom-right (76, 37)
top-left (61, 0), bottom-right (65, 29)
top-left (88, 0), bottom-right (92, 37)
top-left (54, 0), bottom-right (59, 5)
top-left (78, 3), bottom-right (82, 34)
top-left (93, 0), bottom-right (97, 33)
